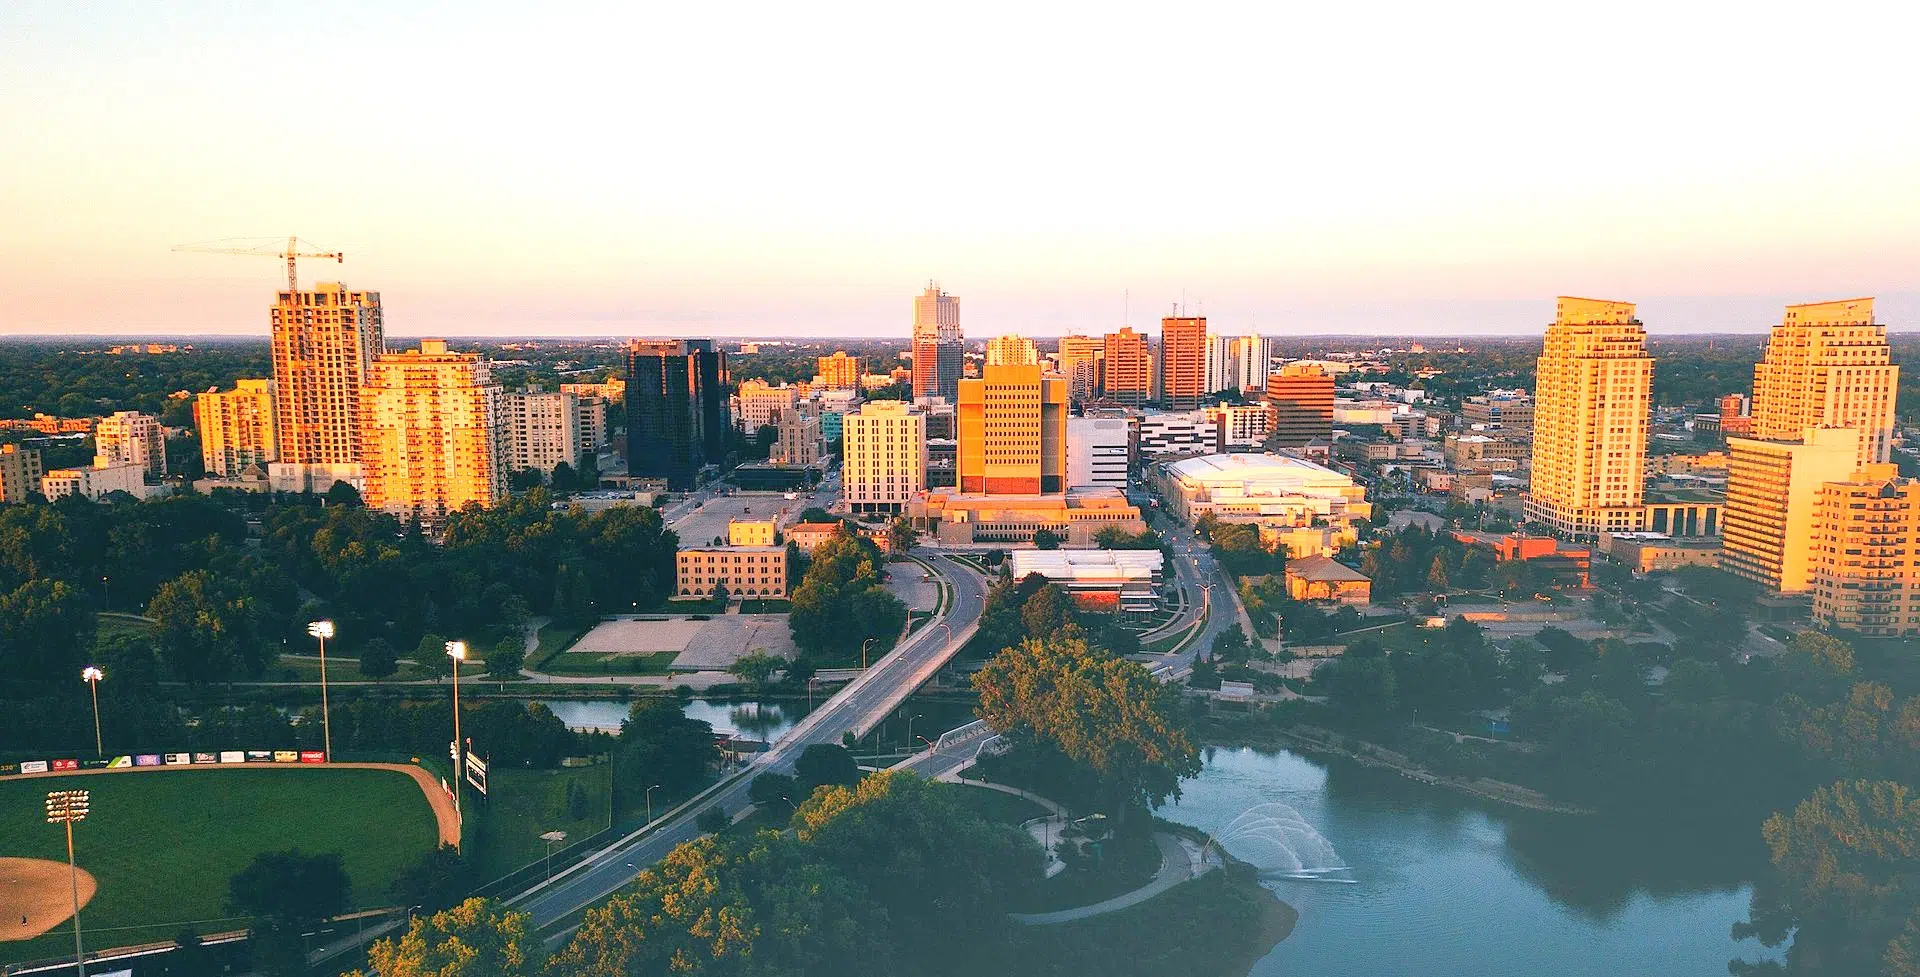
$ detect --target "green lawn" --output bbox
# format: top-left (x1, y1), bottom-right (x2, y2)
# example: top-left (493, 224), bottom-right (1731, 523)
top-left (94, 611), bottom-right (157, 643)
top-left (532, 622), bottom-right (587, 669)
top-left (951, 785), bottom-right (1048, 824)
top-left (542, 650), bottom-right (681, 676)
top-left (468, 765), bottom-right (613, 883)
top-left (271, 655), bottom-right (444, 683)
top-left (0, 768), bottom-right (436, 963)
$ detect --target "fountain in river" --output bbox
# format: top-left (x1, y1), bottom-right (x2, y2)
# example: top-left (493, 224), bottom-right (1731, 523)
top-left (1211, 802), bottom-right (1354, 881)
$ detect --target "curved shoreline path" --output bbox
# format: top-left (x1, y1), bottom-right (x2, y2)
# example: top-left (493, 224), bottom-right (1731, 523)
top-left (3, 761), bottom-right (460, 848)
top-left (1010, 832), bottom-right (1217, 925)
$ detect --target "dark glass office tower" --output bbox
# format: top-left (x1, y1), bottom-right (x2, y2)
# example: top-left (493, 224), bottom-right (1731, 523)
top-left (627, 339), bottom-right (729, 490)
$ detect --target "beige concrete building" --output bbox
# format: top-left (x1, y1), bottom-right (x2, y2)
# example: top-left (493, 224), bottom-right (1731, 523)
top-left (560, 378), bottom-right (624, 403)
top-left (272, 282), bottom-right (384, 465)
top-left (575, 396), bottom-right (608, 459)
top-left (1721, 427), bottom-right (1861, 593)
top-left (816, 351), bottom-right (862, 389)
top-left (1056, 335), bottom-right (1105, 401)
top-left (985, 334), bottom-right (1039, 367)
top-left (912, 284), bottom-right (964, 401)
top-left (41, 461), bottom-right (144, 501)
top-left (1444, 434), bottom-right (1528, 468)
top-left (502, 390), bottom-right (582, 477)
top-left (733, 380), bottom-right (801, 433)
top-left (94, 411), bottom-right (166, 478)
top-left (958, 363), bottom-right (1067, 495)
top-left (1525, 297), bottom-right (1652, 537)
top-left (194, 380), bottom-right (277, 477)
top-left (675, 546), bottom-right (788, 599)
top-left (842, 400), bottom-right (926, 515)
top-left (1461, 393), bottom-right (1534, 433)
top-left (1752, 298), bottom-right (1897, 468)
top-left (1811, 464), bottom-right (1920, 635)
top-left (908, 486), bottom-right (1146, 545)
top-left (359, 340), bottom-right (506, 528)
top-left (772, 408), bottom-right (821, 467)
top-left (0, 444), bottom-right (44, 502)
top-left (1102, 327), bottom-right (1152, 406)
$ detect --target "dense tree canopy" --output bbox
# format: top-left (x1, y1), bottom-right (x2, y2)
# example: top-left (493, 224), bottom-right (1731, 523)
top-left (352, 898), bottom-right (540, 977)
top-left (788, 527), bottom-right (905, 662)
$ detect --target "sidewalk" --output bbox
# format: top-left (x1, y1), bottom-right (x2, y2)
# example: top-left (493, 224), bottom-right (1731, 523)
top-left (1009, 832), bottom-right (1216, 925)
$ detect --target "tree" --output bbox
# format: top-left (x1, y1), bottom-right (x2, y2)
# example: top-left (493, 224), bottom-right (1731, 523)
top-left (351, 898), bottom-right (539, 977)
top-left (795, 743), bottom-right (862, 793)
top-left (974, 634), bottom-right (1200, 825)
top-left (324, 480), bottom-right (362, 506)
top-left (0, 577), bottom-right (94, 686)
top-left (800, 507), bottom-right (834, 524)
top-left (1427, 554), bottom-right (1450, 592)
top-left (889, 517), bottom-right (920, 553)
top-left (149, 569), bottom-right (264, 682)
top-left (487, 634), bottom-right (525, 678)
top-left (389, 844), bottom-right (470, 914)
top-left (788, 530), bottom-right (906, 662)
top-left (1211, 622), bottom-right (1249, 662)
top-left (550, 461), bottom-right (578, 494)
top-left (358, 637), bottom-right (399, 679)
top-left (1031, 528), bottom-right (1062, 550)
top-left (1789, 630), bottom-right (1856, 675)
top-left (697, 805), bottom-right (730, 833)
top-left (617, 697), bottom-right (716, 794)
top-left (712, 579), bottom-right (731, 604)
top-left (1317, 654), bottom-right (1399, 719)
top-left (750, 771), bottom-right (802, 811)
top-left (509, 468), bottom-right (545, 491)
top-left (1019, 583), bottom-right (1076, 638)
top-left (228, 849), bottom-right (350, 976)
top-left (727, 650), bottom-right (784, 689)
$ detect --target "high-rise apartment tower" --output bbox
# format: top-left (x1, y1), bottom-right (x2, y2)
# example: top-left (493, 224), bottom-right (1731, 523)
top-left (1524, 297), bottom-right (1653, 537)
top-left (271, 282), bottom-right (384, 465)
top-left (1102, 327), bottom-right (1152, 407)
top-left (1751, 298), bottom-right (1897, 468)
top-left (911, 284), bottom-right (964, 401)
top-left (194, 380), bottom-right (277, 476)
top-left (359, 340), bottom-right (506, 528)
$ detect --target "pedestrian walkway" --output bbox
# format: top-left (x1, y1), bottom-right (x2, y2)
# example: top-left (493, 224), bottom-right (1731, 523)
top-left (1008, 832), bottom-right (1217, 925)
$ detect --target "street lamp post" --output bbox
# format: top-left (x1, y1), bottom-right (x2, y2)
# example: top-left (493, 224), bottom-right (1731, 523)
top-left (45, 789), bottom-right (89, 977)
top-left (861, 637), bottom-right (874, 670)
top-left (307, 621), bottom-right (335, 762)
top-left (80, 667), bottom-right (104, 758)
top-left (905, 714), bottom-right (922, 749)
top-left (540, 830), bottom-right (567, 879)
top-left (445, 640), bottom-right (467, 836)
top-left (645, 784), bottom-right (662, 825)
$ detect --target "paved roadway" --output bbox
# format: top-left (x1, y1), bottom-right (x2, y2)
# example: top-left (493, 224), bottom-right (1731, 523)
top-left (1138, 511), bottom-right (1244, 678)
top-left (509, 551), bottom-right (986, 929)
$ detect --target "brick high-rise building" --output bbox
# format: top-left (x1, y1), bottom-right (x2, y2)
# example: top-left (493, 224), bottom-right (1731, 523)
top-left (1102, 327), bottom-right (1152, 407)
top-left (627, 339), bottom-right (728, 491)
top-left (957, 363), bottom-right (1067, 494)
top-left (816, 351), bottom-right (862, 389)
top-left (1722, 427), bottom-right (1861, 594)
top-left (1718, 393), bottom-right (1753, 438)
top-left (911, 284), bottom-right (964, 401)
top-left (842, 400), bottom-right (926, 515)
top-left (194, 379), bottom-right (277, 476)
top-left (1264, 364), bottom-right (1335, 448)
top-left (359, 340), bottom-right (506, 528)
top-left (1523, 297), bottom-right (1653, 537)
top-left (1812, 464), bottom-right (1920, 635)
top-left (94, 411), bottom-right (166, 478)
top-left (1158, 316), bottom-right (1207, 410)
top-left (1055, 335), bottom-right (1105, 401)
top-left (271, 282), bottom-right (384, 465)
top-left (1751, 298), bottom-right (1897, 468)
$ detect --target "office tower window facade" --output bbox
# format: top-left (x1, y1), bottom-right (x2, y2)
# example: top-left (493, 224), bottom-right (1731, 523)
top-left (1102, 327), bottom-right (1152, 406)
top-left (1264, 364), bottom-right (1336, 448)
top-left (911, 283), bottom-right (964, 401)
top-left (958, 363), bottom-right (1067, 494)
top-left (1524, 297), bottom-right (1653, 537)
top-left (843, 400), bottom-right (927, 514)
top-left (1056, 335), bottom-right (1105, 401)
top-left (1722, 427), bottom-right (1861, 594)
top-left (272, 282), bottom-right (384, 465)
top-left (1159, 316), bottom-right (1207, 410)
top-left (1751, 298), bottom-right (1897, 468)
top-left (194, 379), bottom-right (277, 476)
top-left (627, 339), bottom-right (729, 491)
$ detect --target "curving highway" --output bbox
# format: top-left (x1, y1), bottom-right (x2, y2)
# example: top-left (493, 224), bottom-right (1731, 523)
top-left (509, 552), bottom-right (987, 929)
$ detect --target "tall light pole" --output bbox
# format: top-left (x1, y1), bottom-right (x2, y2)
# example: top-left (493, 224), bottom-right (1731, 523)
top-left (861, 637), bottom-right (875, 670)
top-left (905, 713), bottom-right (922, 749)
top-left (45, 789), bottom-right (89, 977)
top-left (645, 784), bottom-right (661, 825)
top-left (307, 621), bottom-right (335, 761)
top-left (80, 667), bottom-right (104, 758)
top-left (445, 640), bottom-right (467, 835)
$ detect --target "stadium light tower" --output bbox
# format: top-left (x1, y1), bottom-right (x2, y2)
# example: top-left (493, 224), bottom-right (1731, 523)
top-left (45, 789), bottom-right (90, 977)
top-left (80, 667), bottom-right (104, 757)
top-left (446, 640), bottom-right (467, 834)
top-left (307, 621), bottom-right (335, 761)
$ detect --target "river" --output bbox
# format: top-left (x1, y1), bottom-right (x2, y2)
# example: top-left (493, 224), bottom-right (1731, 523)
top-left (1160, 746), bottom-right (1784, 976)
top-left (538, 698), bottom-right (801, 740)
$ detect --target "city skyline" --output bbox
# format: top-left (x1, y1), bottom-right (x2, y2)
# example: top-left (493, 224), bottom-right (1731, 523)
top-left (5, 4), bottom-right (1920, 337)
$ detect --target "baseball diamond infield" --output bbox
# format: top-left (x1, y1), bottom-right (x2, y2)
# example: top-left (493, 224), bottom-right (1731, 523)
top-left (0, 858), bottom-right (96, 941)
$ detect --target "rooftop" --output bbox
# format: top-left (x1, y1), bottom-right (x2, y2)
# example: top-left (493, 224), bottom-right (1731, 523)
top-left (1285, 554), bottom-right (1370, 582)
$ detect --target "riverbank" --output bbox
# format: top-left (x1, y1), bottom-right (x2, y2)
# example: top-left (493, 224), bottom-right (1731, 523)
top-left (1011, 862), bottom-right (1294, 977)
top-left (1201, 717), bottom-right (1591, 815)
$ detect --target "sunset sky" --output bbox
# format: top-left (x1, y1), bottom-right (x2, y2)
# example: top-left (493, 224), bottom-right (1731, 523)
top-left (4, 2), bottom-right (1918, 337)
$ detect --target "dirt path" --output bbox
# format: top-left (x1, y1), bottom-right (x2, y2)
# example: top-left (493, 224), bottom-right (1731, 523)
top-left (0, 858), bottom-right (97, 941)
top-left (3, 762), bottom-right (460, 847)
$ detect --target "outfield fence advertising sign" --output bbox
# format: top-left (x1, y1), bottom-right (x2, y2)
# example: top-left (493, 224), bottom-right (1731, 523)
top-left (134, 754), bottom-right (162, 766)
top-left (20, 760), bottom-right (48, 774)
top-left (107, 755), bottom-right (132, 768)
top-left (246, 750), bottom-right (272, 762)
top-left (273, 750), bottom-right (299, 763)
top-left (165, 753), bottom-right (193, 765)
top-left (299, 750), bottom-right (325, 763)
top-left (195, 752), bottom-right (218, 763)
top-left (51, 759), bottom-right (78, 771)
top-left (220, 751), bottom-right (245, 764)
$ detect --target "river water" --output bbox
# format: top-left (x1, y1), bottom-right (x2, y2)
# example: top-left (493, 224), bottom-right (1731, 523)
top-left (538, 698), bottom-right (800, 740)
top-left (1160, 746), bottom-right (1784, 977)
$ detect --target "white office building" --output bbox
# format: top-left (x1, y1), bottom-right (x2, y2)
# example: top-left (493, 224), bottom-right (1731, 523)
top-left (1066, 415), bottom-right (1131, 489)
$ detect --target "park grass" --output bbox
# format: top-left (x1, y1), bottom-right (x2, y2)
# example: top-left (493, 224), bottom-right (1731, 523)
top-left (542, 650), bottom-right (681, 677)
top-left (271, 655), bottom-right (443, 684)
top-left (531, 622), bottom-right (587, 669)
top-left (950, 785), bottom-right (1048, 824)
top-left (94, 611), bottom-right (157, 643)
top-left (0, 767), bottom-right (436, 964)
top-left (467, 765), bottom-right (613, 883)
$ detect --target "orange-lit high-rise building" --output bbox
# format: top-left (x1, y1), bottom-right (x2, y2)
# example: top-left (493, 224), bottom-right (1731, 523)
top-left (194, 379), bottom-right (278, 476)
top-left (911, 283), bottom-right (964, 401)
top-left (1751, 298), bottom-right (1897, 468)
top-left (1055, 335), bottom-right (1104, 401)
top-left (1264, 363), bottom-right (1335, 448)
top-left (1811, 464), bottom-right (1920, 635)
top-left (957, 363), bottom-right (1067, 494)
top-left (1524, 297), bottom-right (1652, 537)
top-left (359, 339), bottom-right (506, 529)
top-left (986, 334), bottom-right (1038, 367)
top-left (271, 282), bottom-right (384, 465)
top-left (1158, 315), bottom-right (1207, 410)
top-left (816, 351), bottom-right (862, 389)
top-left (1102, 327), bottom-right (1152, 407)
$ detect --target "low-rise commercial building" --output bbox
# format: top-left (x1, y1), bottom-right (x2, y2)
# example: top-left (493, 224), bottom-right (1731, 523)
top-left (1450, 531), bottom-right (1592, 589)
top-left (1139, 410), bottom-right (1218, 458)
top-left (675, 546), bottom-right (789, 599)
top-left (1597, 532), bottom-right (1722, 574)
top-left (728, 519), bottom-right (777, 546)
top-left (1007, 549), bottom-right (1165, 612)
top-left (1066, 415), bottom-right (1131, 490)
top-left (1283, 555), bottom-right (1372, 604)
top-left (41, 461), bottom-right (146, 501)
top-left (1154, 453), bottom-right (1371, 527)
top-left (907, 487), bottom-right (1146, 546)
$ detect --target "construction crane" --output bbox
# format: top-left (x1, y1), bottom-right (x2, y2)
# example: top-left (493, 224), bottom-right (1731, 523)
top-left (172, 236), bottom-right (344, 292)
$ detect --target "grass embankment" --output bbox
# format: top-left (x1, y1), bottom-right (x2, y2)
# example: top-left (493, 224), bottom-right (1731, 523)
top-left (541, 651), bottom-right (681, 677)
top-left (271, 655), bottom-right (445, 683)
top-left (0, 768), bottom-right (436, 964)
top-left (467, 765), bottom-right (614, 882)
top-left (1012, 862), bottom-right (1294, 977)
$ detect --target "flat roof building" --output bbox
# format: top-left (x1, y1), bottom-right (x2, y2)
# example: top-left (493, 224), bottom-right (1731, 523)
top-left (1154, 452), bottom-right (1370, 527)
top-left (1008, 549), bottom-right (1165, 612)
